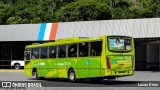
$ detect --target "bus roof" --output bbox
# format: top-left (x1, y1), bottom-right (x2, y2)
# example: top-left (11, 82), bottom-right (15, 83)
top-left (25, 36), bottom-right (103, 48)
top-left (25, 35), bottom-right (132, 48)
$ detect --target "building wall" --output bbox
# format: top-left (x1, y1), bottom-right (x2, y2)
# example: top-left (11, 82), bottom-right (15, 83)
top-left (0, 24), bottom-right (40, 41)
top-left (56, 18), bottom-right (160, 39)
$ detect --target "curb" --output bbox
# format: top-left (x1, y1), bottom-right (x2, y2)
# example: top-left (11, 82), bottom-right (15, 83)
top-left (0, 69), bottom-right (24, 72)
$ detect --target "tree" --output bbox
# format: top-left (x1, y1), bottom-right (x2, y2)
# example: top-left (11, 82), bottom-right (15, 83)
top-left (111, 0), bottom-right (132, 19)
top-left (0, 0), bottom-right (160, 24)
top-left (0, 1), bottom-right (12, 24)
top-left (55, 0), bottom-right (111, 22)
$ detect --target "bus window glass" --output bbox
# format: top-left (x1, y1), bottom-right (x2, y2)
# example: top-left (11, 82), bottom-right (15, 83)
top-left (31, 48), bottom-right (39, 59)
top-left (49, 46), bottom-right (57, 58)
top-left (25, 48), bottom-right (30, 60)
top-left (68, 44), bottom-right (77, 57)
top-left (124, 39), bottom-right (132, 50)
top-left (108, 37), bottom-right (132, 51)
top-left (79, 42), bottom-right (89, 57)
top-left (40, 47), bottom-right (48, 59)
top-left (90, 41), bottom-right (102, 56)
top-left (58, 45), bottom-right (66, 58)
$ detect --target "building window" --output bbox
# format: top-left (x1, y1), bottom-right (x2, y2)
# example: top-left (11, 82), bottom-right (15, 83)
top-left (90, 41), bottom-right (102, 56)
top-left (49, 46), bottom-right (57, 58)
top-left (58, 45), bottom-right (66, 58)
top-left (79, 42), bottom-right (89, 57)
top-left (68, 44), bottom-right (77, 57)
top-left (40, 47), bottom-right (48, 59)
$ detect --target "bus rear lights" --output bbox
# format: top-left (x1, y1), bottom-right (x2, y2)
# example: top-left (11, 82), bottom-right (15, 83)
top-left (106, 56), bottom-right (111, 69)
top-left (132, 56), bottom-right (135, 68)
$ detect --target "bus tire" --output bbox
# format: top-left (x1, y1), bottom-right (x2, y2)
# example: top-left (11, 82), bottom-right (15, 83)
top-left (68, 69), bottom-right (76, 82)
top-left (14, 63), bottom-right (21, 69)
top-left (35, 70), bottom-right (45, 80)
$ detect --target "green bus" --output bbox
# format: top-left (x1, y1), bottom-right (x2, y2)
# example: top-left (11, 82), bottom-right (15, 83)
top-left (24, 35), bottom-right (135, 82)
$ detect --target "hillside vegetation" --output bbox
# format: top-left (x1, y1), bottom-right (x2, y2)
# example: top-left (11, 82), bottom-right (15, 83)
top-left (0, 0), bottom-right (159, 24)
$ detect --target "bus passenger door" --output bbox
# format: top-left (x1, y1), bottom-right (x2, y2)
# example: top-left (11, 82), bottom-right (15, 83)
top-left (89, 57), bottom-right (101, 77)
top-left (77, 43), bottom-right (89, 78)
top-left (89, 41), bottom-right (102, 77)
top-left (77, 57), bottom-right (89, 78)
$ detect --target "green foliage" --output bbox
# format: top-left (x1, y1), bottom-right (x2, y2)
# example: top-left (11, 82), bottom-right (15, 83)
top-left (55, 0), bottom-right (111, 22)
top-left (0, 0), bottom-right (160, 24)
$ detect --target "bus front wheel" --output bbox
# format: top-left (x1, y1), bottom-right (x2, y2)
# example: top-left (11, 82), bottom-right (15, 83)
top-left (68, 69), bottom-right (76, 82)
top-left (35, 70), bottom-right (45, 80)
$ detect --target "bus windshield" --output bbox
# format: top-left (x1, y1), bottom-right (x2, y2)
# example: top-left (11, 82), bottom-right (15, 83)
top-left (108, 36), bottom-right (132, 51)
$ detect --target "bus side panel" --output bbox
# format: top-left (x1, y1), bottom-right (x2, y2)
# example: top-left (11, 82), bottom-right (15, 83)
top-left (66, 58), bottom-right (78, 77)
top-left (77, 57), bottom-right (89, 78)
top-left (32, 60), bottom-right (39, 72)
top-left (47, 59), bottom-right (58, 77)
top-left (57, 58), bottom-right (67, 78)
top-left (25, 60), bottom-right (40, 76)
top-left (38, 59), bottom-right (49, 77)
top-left (24, 61), bottom-right (32, 76)
top-left (89, 57), bottom-right (101, 77)
top-left (58, 69), bottom-right (67, 78)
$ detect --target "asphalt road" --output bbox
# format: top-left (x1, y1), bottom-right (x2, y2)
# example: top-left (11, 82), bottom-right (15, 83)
top-left (0, 71), bottom-right (160, 90)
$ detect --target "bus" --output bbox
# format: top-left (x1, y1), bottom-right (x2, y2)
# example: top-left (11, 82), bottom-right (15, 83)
top-left (24, 35), bottom-right (135, 82)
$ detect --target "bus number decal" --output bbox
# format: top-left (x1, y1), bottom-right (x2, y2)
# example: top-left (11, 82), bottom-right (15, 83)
top-left (38, 62), bottom-right (45, 66)
top-left (54, 62), bottom-right (71, 66)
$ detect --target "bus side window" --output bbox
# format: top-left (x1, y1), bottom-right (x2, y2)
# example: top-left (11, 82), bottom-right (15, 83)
top-left (49, 46), bottom-right (57, 58)
top-left (40, 47), bottom-right (48, 59)
top-left (90, 41), bottom-right (102, 56)
top-left (58, 45), bottom-right (66, 58)
top-left (79, 42), bottom-right (89, 57)
top-left (32, 48), bottom-right (39, 59)
top-left (68, 44), bottom-right (77, 57)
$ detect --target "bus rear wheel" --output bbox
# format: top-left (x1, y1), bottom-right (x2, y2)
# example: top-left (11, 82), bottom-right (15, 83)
top-left (68, 69), bottom-right (76, 82)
